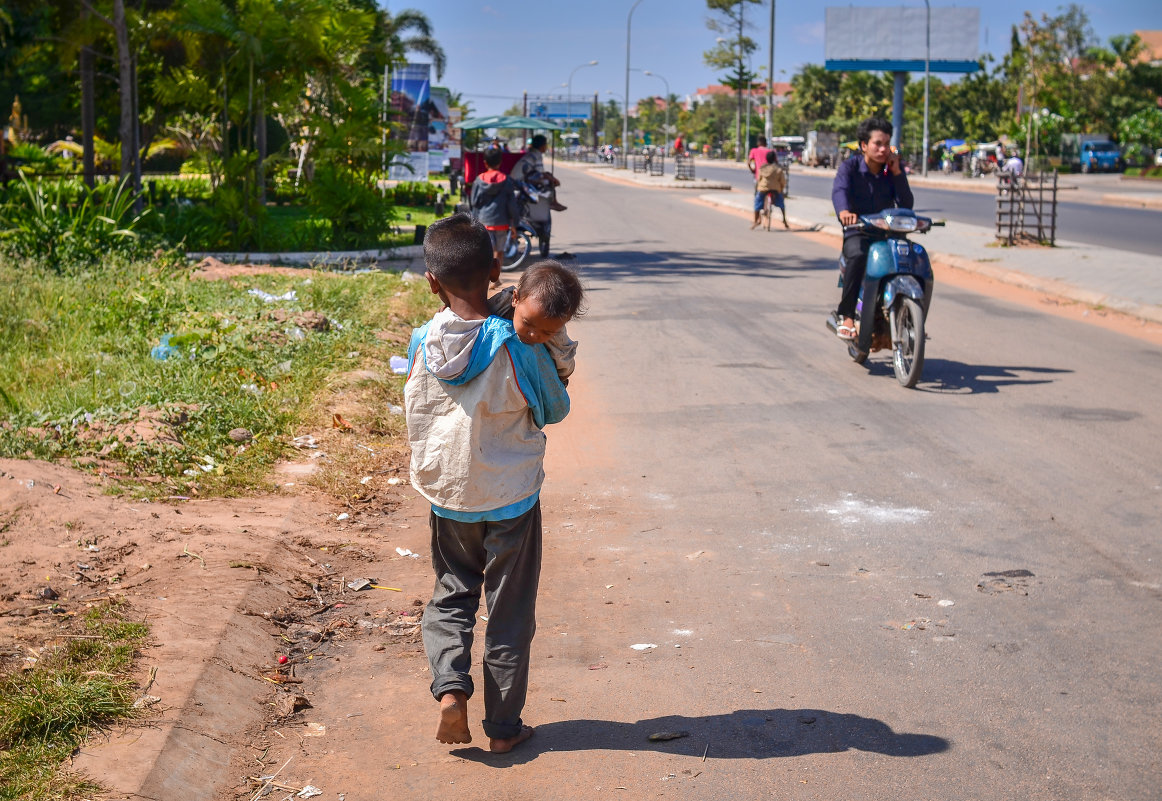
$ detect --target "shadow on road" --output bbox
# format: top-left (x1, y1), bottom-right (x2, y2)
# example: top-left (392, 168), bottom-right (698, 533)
top-left (557, 245), bottom-right (833, 283)
top-left (911, 359), bottom-right (1073, 393)
top-left (451, 708), bottom-right (949, 766)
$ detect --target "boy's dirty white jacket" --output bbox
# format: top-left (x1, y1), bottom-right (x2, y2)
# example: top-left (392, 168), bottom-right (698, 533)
top-left (404, 308), bottom-right (573, 519)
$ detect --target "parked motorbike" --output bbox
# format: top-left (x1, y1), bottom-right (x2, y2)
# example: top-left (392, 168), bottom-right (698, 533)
top-left (825, 208), bottom-right (944, 388)
top-left (501, 179), bottom-right (552, 271)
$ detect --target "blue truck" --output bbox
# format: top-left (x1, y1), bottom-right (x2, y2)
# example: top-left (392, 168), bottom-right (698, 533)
top-left (1060, 133), bottom-right (1123, 173)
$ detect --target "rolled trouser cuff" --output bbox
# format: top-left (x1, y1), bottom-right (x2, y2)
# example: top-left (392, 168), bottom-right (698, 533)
top-left (481, 716), bottom-right (524, 740)
top-left (430, 677), bottom-right (473, 702)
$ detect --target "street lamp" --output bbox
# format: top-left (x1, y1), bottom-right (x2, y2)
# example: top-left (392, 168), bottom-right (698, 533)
top-left (624, 0), bottom-right (645, 166)
top-left (922, 0), bottom-right (930, 177)
top-left (642, 70), bottom-right (670, 153)
top-left (568, 60), bottom-right (598, 134)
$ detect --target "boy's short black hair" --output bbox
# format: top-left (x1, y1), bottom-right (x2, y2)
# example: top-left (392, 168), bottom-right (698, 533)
top-left (765, 150), bottom-right (777, 164)
top-left (483, 146), bottom-right (503, 168)
top-left (756, 135), bottom-right (767, 146)
top-left (423, 213), bottom-right (494, 293)
top-left (516, 260), bottom-right (585, 321)
top-left (857, 117), bottom-right (893, 145)
top-left (530, 134), bottom-right (547, 149)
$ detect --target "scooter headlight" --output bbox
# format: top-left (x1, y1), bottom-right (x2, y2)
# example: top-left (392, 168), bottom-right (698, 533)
top-left (885, 214), bottom-right (918, 232)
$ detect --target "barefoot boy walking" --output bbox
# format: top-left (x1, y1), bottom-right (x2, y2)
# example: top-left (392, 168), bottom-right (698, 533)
top-left (404, 213), bottom-right (582, 753)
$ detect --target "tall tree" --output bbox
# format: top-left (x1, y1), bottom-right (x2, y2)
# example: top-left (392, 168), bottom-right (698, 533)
top-left (703, 0), bottom-right (761, 160)
top-left (379, 7), bottom-right (446, 80)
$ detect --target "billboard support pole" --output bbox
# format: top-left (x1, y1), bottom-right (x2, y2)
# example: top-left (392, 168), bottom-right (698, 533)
top-left (891, 72), bottom-right (905, 149)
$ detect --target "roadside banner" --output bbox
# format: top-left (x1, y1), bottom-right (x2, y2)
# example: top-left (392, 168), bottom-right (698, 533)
top-left (392, 63), bottom-right (431, 152)
top-left (389, 151), bottom-right (429, 181)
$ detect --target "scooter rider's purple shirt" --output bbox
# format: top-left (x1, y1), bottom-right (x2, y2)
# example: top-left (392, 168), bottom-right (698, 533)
top-left (831, 155), bottom-right (914, 237)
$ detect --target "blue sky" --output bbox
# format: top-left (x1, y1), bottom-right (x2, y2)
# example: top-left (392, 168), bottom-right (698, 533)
top-left (400, 0), bottom-right (1160, 117)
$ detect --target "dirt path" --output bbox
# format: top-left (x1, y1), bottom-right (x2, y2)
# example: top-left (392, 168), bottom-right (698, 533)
top-left (0, 454), bottom-right (439, 800)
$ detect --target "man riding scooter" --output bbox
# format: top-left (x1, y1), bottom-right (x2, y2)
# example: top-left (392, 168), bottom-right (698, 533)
top-left (511, 134), bottom-right (566, 212)
top-left (831, 117), bottom-right (914, 341)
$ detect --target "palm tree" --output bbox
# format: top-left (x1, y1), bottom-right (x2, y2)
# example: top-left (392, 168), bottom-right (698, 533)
top-left (382, 8), bottom-right (445, 80)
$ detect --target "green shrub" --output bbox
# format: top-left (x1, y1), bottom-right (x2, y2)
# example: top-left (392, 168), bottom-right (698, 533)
top-left (0, 174), bottom-right (154, 270)
top-left (391, 181), bottom-right (441, 206)
top-left (306, 164), bottom-right (392, 249)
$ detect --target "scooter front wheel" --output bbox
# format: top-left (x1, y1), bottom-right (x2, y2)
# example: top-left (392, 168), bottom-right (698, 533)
top-left (848, 341), bottom-right (868, 364)
top-left (891, 297), bottom-right (925, 388)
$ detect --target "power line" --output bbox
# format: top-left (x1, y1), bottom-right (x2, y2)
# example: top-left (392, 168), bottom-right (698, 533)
top-left (454, 92), bottom-right (523, 100)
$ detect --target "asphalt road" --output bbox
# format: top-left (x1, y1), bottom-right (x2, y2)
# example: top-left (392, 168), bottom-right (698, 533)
top-left (694, 162), bottom-right (1162, 257)
top-left (531, 171), bottom-right (1161, 799)
top-left (283, 171), bottom-right (1162, 799)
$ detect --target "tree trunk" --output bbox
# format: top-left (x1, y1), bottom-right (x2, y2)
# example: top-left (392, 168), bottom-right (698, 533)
top-left (256, 80), bottom-right (267, 205)
top-left (81, 45), bottom-right (96, 188)
top-left (131, 55), bottom-right (142, 206)
top-left (222, 63), bottom-right (230, 164)
top-left (113, 0), bottom-right (133, 181)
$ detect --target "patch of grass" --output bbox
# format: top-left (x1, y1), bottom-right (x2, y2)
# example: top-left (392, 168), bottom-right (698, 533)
top-left (1124, 166), bottom-right (1162, 178)
top-left (0, 252), bottom-right (440, 497)
top-left (0, 601), bottom-right (149, 800)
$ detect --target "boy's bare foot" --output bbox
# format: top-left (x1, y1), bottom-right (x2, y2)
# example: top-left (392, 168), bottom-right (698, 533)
top-left (750, 220), bottom-right (760, 230)
top-left (436, 691), bottom-right (472, 744)
top-left (488, 724), bottom-right (534, 753)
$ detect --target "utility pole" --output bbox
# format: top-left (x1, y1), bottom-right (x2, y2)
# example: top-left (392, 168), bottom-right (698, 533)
top-left (735, 3), bottom-right (744, 161)
top-left (624, 0), bottom-right (645, 166)
top-left (765, 0), bottom-right (774, 143)
top-left (922, 0), bottom-right (930, 177)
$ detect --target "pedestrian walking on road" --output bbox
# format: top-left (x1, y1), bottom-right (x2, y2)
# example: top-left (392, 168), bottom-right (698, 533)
top-left (404, 213), bottom-right (584, 754)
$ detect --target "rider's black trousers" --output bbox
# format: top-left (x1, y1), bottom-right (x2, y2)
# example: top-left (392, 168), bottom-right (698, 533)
top-left (838, 234), bottom-right (871, 319)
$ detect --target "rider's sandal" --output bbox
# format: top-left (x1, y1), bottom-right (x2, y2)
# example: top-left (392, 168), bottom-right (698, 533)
top-left (836, 324), bottom-right (857, 340)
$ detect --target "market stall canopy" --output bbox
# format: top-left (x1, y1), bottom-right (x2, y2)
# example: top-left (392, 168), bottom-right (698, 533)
top-left (457, 115), bottom-right (566, 131)
top-left (932, 139), bottom-right (971, 154)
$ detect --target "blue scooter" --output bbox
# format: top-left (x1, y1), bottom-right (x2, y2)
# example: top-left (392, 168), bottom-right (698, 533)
top-left (825, 208), bottom-right (943, 388)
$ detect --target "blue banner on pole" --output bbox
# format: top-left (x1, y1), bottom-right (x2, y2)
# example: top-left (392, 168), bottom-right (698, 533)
top-left (392, 64), bottom-right (432, 152)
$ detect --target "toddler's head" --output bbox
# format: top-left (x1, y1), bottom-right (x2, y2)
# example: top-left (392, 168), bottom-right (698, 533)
top-left (511, 261), bottom-right (585, 345)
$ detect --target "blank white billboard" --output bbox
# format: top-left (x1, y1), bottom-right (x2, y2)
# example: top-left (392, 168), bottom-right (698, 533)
top-left (825, 6), bottom-right (980, 63)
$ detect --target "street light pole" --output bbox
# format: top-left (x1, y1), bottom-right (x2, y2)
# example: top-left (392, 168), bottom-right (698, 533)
top-left (624, 0), bottom-right (645, 167)
top-left (642, 70), bottom-right (670, 153)
top-left (922, 0), bottom-right (930, 177)
top-left (568, 60), bottom-right (598, 136)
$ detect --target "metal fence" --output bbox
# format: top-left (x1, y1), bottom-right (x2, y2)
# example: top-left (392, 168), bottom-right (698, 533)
top-left (632, 149), bottom-right (664, 176)
top-left (996, 171), bottom-right (1058, 246)
top-left (675, 154), bottom-right (695, 180)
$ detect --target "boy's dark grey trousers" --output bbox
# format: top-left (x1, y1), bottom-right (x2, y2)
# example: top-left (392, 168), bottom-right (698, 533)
top-left (421, 502), bottom-right (541, 740)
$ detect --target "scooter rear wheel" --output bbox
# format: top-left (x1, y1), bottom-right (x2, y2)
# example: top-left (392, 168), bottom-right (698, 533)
top-left (502, 229), bottom-right (533, 272)
top-left (891, 297), bottom-right (925, 388)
